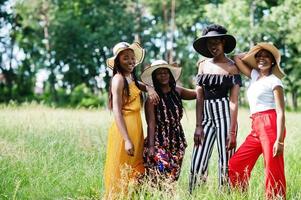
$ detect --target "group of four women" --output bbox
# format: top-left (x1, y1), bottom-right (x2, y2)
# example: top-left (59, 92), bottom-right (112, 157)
top-left (103, 24), bottom-right (287, 200)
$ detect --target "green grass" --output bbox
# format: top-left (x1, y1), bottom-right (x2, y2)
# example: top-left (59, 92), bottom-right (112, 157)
top-left (0, 104), bottom-right (300, 199)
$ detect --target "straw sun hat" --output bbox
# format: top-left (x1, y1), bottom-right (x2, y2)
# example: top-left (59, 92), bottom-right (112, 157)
top-left (193, 30), bottom-right (236, 58)
top-left (140, 60), bottom-right (182, 86)
top-left (106, 42), bottom-right (145, 69)
top-left (242, 42), bottom-right (285, 79)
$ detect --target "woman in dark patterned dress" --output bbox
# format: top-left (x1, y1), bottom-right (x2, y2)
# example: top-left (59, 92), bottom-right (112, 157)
top-left (140, 60), bottom-right (196, 181)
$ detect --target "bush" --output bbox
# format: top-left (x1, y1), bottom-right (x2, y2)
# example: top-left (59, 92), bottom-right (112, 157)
top-left (70, 83), bottom-right (106, 108)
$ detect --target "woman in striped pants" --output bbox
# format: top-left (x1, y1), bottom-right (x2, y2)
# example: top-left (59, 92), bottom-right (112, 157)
top-left (189, 24), bottom-right (241, 192)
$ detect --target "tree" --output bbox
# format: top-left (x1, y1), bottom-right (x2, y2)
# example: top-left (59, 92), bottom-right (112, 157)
top-left (0, 0), bottom-right (36, 102)
top-left (13, 0), bottom-right (141, 105)
top-left (262, 0), bottom-right (301, 110)
top-left (3, 0), bottom-right (301, 109)
top-left (140, 0), bottom-right (218, 87)
top-left (51, 0), bottom-right (139, 94)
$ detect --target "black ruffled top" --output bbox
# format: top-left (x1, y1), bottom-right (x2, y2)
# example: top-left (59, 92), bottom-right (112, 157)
top-left (196, 74), bottom-right (242, 100)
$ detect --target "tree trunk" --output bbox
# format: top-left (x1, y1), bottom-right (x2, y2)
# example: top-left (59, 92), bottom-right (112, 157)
top-left (4, 20), bottom-right (17, 101)
top-left (7, 37), bottom-right (14, 100)
top-left (134, 0), bottom-right (141, 43)
top-left (292, 90), bottom-right (298, 110)
top-left (41, 1), bottom-right (57, 102)
top-left (162, 0), bottom-right (168, 61)
top-left (249, 0), bottom-right (256, 46)
top-left (100, 49), bottom-right (110, 93)
top-left (169, 0), bottom-right (175, 64)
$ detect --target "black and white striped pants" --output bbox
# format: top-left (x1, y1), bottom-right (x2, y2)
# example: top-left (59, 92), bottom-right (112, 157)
top-left (189, 97), bottom-right (235, 192)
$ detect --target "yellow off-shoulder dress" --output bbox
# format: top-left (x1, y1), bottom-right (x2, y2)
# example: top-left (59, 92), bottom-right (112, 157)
top-left (104, 82), bottom-right (145, 198)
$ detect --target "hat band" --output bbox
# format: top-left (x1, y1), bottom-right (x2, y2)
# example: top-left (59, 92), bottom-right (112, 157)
top-left (205, 31), bottom-right (223, 37)
top-left (114, 47), bottom-right (132, 57)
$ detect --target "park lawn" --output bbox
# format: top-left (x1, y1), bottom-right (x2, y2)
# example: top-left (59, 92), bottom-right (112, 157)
top-left (0, 104), bottom-right (300, 199)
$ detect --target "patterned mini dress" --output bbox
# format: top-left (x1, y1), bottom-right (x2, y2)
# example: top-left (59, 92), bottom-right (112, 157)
top-left (143, 89), bottom-right (187, 181)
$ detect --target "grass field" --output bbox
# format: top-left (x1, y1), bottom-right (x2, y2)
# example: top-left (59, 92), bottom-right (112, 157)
top-left (0, 104), bottom-right (300, 199)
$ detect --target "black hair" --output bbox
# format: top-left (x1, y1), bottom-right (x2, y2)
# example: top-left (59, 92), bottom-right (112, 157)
top-left (108, 51), bottom-right (140, 110)
top-left (151, 68), bottom-right (176, 95)
top-left (202, 24), bottom-right (228, 36)
top-left (151, 68), bottom-right (184, 142)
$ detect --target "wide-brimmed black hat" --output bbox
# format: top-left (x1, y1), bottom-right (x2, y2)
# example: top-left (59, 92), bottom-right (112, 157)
top-left (193, 31), bottom-right (236, 58)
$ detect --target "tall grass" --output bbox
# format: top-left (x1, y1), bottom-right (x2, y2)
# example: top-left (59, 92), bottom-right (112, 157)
top-left (0, 104), bottom-right (300, 199)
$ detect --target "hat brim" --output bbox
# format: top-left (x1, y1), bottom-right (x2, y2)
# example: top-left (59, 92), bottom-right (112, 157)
top-left (193, 34), bottom-right (236, 58)
top-left (140, 64), bottom-right (182, 86)
top-left (242, 43), bottom-right (285, 79)
top-left (106, 42), bottom-right (145, 69)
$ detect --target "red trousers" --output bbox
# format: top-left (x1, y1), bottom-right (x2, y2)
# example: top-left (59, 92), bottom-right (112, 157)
top-left (229, 109), bottom-right (286, 199)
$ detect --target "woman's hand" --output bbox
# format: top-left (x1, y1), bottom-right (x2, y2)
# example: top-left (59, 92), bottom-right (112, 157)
top-left (194, 126), bottom-right (204, 146)
top-left (226, 133), bottom-right (237, 151)
top-left (234, 52), bottom-right (247, 60)
top-left (146, 86), bottom-right (160, 105)
top-left (273, 141), bottom-right (284, 157)
top-left (125, 139), bottom-right (135, 156)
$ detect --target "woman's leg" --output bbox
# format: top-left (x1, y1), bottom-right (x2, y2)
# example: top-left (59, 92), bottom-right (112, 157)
top-left (258, 112), bottom-right (286, 199)
top-left (189, 119), bottom-right (216, 192)
top-left (189, 99), bottom-right (218, 192)
top-left (214, 97), bottom-right (232, 187)
top-left (228, 132), bottom-right (262, 190)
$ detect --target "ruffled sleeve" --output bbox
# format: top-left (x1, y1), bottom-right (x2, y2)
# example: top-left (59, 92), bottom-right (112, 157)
top-left (195, 74), bottom-right (205, 86)
top-left (232, 74), bottom-right (242, 87)
top-left (196, 74), bottom-right (242, 87)
top-left (196, 74), bottom-right (224, 86)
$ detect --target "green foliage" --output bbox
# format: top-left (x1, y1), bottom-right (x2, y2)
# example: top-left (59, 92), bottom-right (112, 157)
top-left (36, 83), bottom-right (107, 108)
top-left (1, 0), bottom-right (301, 109)
top-left (70, 83), bottom-right (106, 108)
top-left (8, 0), bottom-right (140, 105)
top-left (259, 0), bottom-right (301, 110)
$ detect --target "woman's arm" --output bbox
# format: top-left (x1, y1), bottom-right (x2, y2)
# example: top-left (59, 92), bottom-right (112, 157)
top-left (194, 61), bottom-right (205, 145)
top-left (137, 80), bottom-right (149, 92)
top-left (137, 81), bottom-right (160, 104)
top-left (273, 86), bottom-right (286, 157)
top-left (227, 84), bottom-right (240, 150)
top-left (176, 86), bottom-right (196, 100)
top-left (145, 97), bottom-right (156, 157)
top-left (234, 53), bottom-right (251, 78)
top-left (194, 85), bottom-right (204, 145)
top-left (111, 74), bottom-right (134, 156)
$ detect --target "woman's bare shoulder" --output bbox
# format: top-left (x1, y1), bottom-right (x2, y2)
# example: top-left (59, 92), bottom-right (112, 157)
top-left (111, 74), bottom-right (124, 89)
top-left (227, 60), bottom-right (239, 75)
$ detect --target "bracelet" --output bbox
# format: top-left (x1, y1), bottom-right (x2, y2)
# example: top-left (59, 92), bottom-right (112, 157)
top-left (229, 131), bottom-right (236, 135)
top-left (278, 141), bottom-right (284, 146)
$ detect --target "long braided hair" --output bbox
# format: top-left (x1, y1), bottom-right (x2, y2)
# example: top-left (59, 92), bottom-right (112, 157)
top-left (151, 68), bottom-right (184, 148)
top-left (108, 52), bottom-right (140, 110)
top-left (151, 68), bottom-right (183, 115)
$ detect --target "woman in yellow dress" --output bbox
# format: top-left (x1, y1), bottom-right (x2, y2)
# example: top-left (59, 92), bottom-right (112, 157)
top-left (104, 42), bottom-right (159, 199)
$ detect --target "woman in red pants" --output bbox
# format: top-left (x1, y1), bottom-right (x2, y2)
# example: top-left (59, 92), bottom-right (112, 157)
top-left (230, 43), bottom-right (286, 199)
